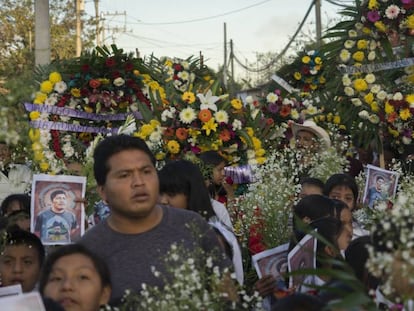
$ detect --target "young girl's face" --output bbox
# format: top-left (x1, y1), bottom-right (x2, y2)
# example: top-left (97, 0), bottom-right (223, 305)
top-left (43, 253), bottom-right (110, 311)
top-left (329, 185), bottom-right (356, 211)
top-left (212, 161), bottom-right (226, 185)
top-left (0, 245), bottom-right (41, 292)
top-left (159, 193), bottom-right (188, 210)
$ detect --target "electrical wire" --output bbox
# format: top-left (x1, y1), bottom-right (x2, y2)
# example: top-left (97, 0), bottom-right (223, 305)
top-left (232, 0), bottom-right (316, 73)
top-left (122, 0), bottom-right (273, 25)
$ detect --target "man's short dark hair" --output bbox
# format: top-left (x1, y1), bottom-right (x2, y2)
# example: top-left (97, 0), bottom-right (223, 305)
top-left (50, 190), bottom-right (66, 201)
top-left (93, 135), bottom-right (156, 186)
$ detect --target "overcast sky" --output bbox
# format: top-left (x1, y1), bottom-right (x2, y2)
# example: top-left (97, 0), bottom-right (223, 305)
top-left (84, 0), bottom-right (343, 72)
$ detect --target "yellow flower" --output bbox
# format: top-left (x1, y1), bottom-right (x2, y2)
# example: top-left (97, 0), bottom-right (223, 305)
top-left (333, 115), bottom-right (341, 124)
top-left (29, 128), bottom-right (40, 142)
top-left (133, 70), bottom-right (140, 76)
top-left (314, 57), bottom-right (322, 65)
top-left (385, 101), bottom-right (394, 114)
top-left (245, 127), bottom-right (254, 137)
top-left (39, 162), bottom-right (50, 172)
top-left (352, 51), bottom-right (365, 62)
top-left (302, 55), bottom-right (311, 64)
top-left (362, 27), bottom-right (371, 34)
top-left (29, 111), bottom-right (40, 120)
top-left (231, 98), bottom-right (242, 110)
top-left (167, 140), bottom-right (180, 154)
top-left (149, 119), bottom-right (161, 128)
top-left (139, 124), bottom-right (154, 138)
top-left (252, 137), bottom-right (262, 150)
top-left (155, 152), bottom-right (166, 160)
top-left (294, 72), bottom-right (302, 80)
top-left (406, 94), bottom-right (414, 104)
top-left (368, 0), bottom-right (378, 10)
top-left (255, 148), bottom-right (266, 157)
top-left (407, 15), bottom-right (414, 29)
top-left (357, 39), bottom-right (368, 50)
top-left (364, 92), bottom-right (374, 104)
top-left (164, 59), bottom-right (173, 67)
top-left (202, 118), bottom-right (218, 136)
top-left (374, 21), bottom-right (387, 33)
top-left (33, 151), bottom-right (44, 161)
top-left (353, 78), bottom-right (368, 92)
top-left (370, 102), bottom-right (379, 113)
top-left (148, 81), bottom-right (160, 90)
top-left (319, 76), bottom-right (326, 84)
top-left (182, 91), bottom-right (196, 104)
top-left (388, 127), bottom-right (399, 137)
top-left (256, 157), bottom-right (266, 165)
top-left (49, 72), bottom-right (62, 84)
top-left (71, 88), bottom-right (81, 97)
top-left (31, 142), bottom-right (43, 152)
top-left (99, 78), bottom-right (110, 85)
top-left (34, 92), bottom-right (47, 104)
top-left (400, 108), bottom-right (411, 121)
top-left (40, 80), bottom-right (53, 94)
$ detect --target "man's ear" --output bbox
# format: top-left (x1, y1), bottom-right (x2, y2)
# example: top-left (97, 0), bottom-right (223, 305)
top-left (97, 185), bottom-right (107, 203)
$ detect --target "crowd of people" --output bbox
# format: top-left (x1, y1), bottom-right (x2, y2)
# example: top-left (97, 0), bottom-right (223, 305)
top-left (0, 120), bottom-right (409, 310)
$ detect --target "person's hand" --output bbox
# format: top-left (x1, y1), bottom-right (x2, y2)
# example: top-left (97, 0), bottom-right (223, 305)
top-left (254, 275), bottom-right (277, 297)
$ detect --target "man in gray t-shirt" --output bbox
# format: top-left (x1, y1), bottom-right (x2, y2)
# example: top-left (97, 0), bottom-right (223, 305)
top-left (79, 135), bottom-right (231, 302)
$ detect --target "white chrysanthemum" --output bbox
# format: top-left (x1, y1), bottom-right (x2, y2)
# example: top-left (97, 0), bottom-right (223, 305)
top-left (348, 29), bottom-right (357, 38)
top-left (161, 109), bottom-right (173, 122)
top-left (266, 92), bottom-right (278, 103)
top-left (60, 116), bottom-right (70, 122)
top-left (402, 136), bottom-right (412, 145)
top-left (282, 98), bottom-right (294, 106)
top-left (62, 143), bottom-right (75, 158)
top-left (358, 110), bottom-right (369, 119)
top-left (369, 40), bottom-right (377, 50)
top-left (306, 105), bottom-right (318, 115)
top-left (178, 70), bottom-right (190, 82)
top-left (246, 149), bottom-right (256, 159)
top-left (149, 130), bottom-right (163, 143)
top-left (368, 114), bottom-right (380, 124)
top-left (179, 107), bottom-right (196, 124)
top-left (54, 81), bottom-right (67, 94)
top-left (45, 94), bottom-right (59, 106)
top-left (290, 109), bottom-right (299, 119)
top-left (232, 119), bottom-right (242, 131)
top-left (113, 77), bottom-right (125, 87)
top-left (245, 95), bottom-right (254, 104)
top-left (355, 22), bottom-right (363, 30)
top-left (344, 86), bottom-right (355, 96)
top-left (39, 112), bottom-right (49, 121)
top-left (214, 110), bottom-right (229, 124)
top-left (377, 90), bottom-right (388, 100)
top-left (342, 75), bottom-right (352, 86)
top-left (393, 92), bottom-right (404, 100)
top-left (365, 73), bottom-right (376, 84)
top-left (368, 51), bottom-right (376, 61)
top-left (344, 40), bottom-right (355, 49)
top-left (339, 49), bottom-right (351, 63)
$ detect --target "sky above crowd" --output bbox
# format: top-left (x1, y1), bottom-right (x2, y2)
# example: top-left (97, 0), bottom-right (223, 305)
top-left (84, 0), bottom-right (345, 70)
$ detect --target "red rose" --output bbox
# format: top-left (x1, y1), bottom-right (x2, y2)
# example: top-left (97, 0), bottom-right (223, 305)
top-left (89, 79), bottom-right (101, 89)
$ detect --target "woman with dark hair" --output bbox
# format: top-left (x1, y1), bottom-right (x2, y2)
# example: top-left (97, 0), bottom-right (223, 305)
top-left (324, 173), bottom-right (369, 238)
top-left (1, 193), bottom-right (31, 217)
top-left (39, 244), bottom-right (111, 311)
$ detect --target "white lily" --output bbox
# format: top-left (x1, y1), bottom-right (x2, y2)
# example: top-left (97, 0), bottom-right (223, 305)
top-left (197, 90), bottom-right (219, 111)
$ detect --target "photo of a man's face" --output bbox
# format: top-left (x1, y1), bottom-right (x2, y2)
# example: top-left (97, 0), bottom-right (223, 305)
top-left (50, 191), bottom-right (67, 214)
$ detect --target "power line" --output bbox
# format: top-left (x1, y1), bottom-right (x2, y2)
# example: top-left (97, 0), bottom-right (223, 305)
top-left (232, 0), bottom-right (316, 73)
top-left (122, 0), bottom-right (273, 25)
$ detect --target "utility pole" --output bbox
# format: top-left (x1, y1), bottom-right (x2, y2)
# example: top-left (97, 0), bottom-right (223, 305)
top-left (94, 0), bottom-right (101, 46)
top-left (34, 0), bottom-right (50, 66)
top-left (101, 11), bottom-right (128, 44)
top-left (315, 0), bottom-right (322, 48)
top-left (223, 23), bottom-right (228, 88)
top-left (229, 39), bottom-right (235, 96)
top-left (75, 0), bottom-right (84, 56)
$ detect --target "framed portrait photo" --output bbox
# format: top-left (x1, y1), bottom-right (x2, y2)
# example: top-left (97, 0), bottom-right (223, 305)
top-left (30, 174), bottom-right (86, 245)
top-left (362, 164), bottom-right (399, 209)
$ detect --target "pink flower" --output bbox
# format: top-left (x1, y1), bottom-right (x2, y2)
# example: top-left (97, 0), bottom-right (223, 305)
top-left (367, 10), bottom-right (380, 22)
top-left (385, 5), bottom-right (401, 19)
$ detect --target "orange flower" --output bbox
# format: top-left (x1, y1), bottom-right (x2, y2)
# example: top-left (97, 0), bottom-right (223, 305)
top-left (219, 129), bottom-right (231, 142)
top-left (266, 118), bottom-right (274, 126)
top-left (280, 105), bottom-right (291, 117)
top-left (198, 109), bottom-right (212, 122)
top-left (89, 79), bottom-right (101, 89)
top-left (175, 127), bottom-right (188, 140)
top-left (387, 112), bottom-right (398, 123)
top-left (164, 127), bottom-right (175, 137)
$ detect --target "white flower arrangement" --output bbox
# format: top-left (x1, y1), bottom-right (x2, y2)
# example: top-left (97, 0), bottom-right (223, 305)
top-left (110, 243), bottom-right (263, 311)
